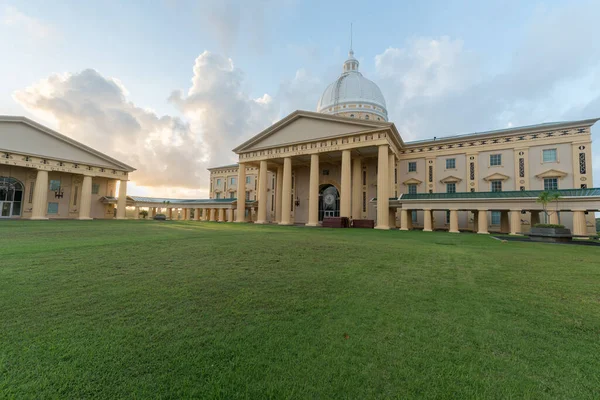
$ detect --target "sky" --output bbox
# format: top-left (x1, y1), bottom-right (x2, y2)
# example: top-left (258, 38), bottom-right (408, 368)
top-left (1, 0), bottom-right (599, 198)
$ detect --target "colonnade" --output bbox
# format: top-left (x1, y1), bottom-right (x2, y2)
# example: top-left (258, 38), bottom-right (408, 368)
top-left (236, 144), bottom-right (395, 229)
top-left (398, 208), bottom-right (591, 236)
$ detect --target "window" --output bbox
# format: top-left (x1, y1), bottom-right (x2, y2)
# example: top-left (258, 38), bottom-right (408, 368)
top-left (350, 114), bottom-right (355, 118)
top-left (28, 184), bottom-right (34, 203)
top-left (365, 115), bottom-right (369, 120)
top-left (362, 191), bottom-right (366, 212)
top-left (470, 188), bottom-right (475, 192)
top-left (408, 162), bottom-right (417, 172)
top-left (394, 168), bottom-right (397, 184)
top-left (229, 192), bottom-right (235, 199)
top-left (542, 149), bottom-right (557, 163)
top-left (489, 154), bottom-right (502, 166)
top-left (47, 202), bottom-right (59, 214)
top-left (520, 186), bottom-right (525, 191)
top-left (445, 158), bottom-right (456, 169)
top-left (544, 178), bottom-right (558, 191)
top-left (215, 193), bottom-right (221, 199)
top-left (216, 178), bottom-right (222, 186)
top-left (49, 180), bottom-right (61, 191)
top-left (579, 153), bottom-right (586, 174)
top-left (446, 183), bottom-right (456, 193)
top-left (322, 169), bottom-right (329, 176)
top-left (446, 211), bottom-right (451, 224)
top-left (408, 184), bottom-right (417, 195)
top-left (92, 183), bottom-right (100, 195)
top-left (245, 191), bottom-right (250, 200)
top-left (412, 210), bottom-right (417, 223)
top-left (362, 170), bottom-right (366, 186)
top-left (246, 176), bottom-right (251, 184)
top-left (581, 184), bottom-right (587, 189)
top-left (73, 186), bottom-right (78, 206)
top-left (230, 177), bottom-right (236, 185)
top-left (491, 180), bottom-right (502, 192)
top-left (491, 211), bottom-right (501, 225)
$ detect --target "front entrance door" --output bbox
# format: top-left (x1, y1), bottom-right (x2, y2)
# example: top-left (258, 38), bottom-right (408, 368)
top-left (0, 202), bottom-right (11, 218)
top-left (318, 184), bottom-right (340, 221)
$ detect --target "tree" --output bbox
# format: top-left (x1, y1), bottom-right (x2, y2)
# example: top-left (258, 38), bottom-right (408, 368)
top-left (139, 210), bottom-right (148, 219)
top-left (536, 191), bottom-right (561, 222)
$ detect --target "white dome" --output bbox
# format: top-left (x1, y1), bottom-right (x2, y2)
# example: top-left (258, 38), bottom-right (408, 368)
top-left (317, 50), bottom-right (388, 121)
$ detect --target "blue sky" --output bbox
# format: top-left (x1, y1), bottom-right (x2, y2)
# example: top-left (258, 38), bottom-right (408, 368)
top-left (1, 0), bottom-right (599, 197)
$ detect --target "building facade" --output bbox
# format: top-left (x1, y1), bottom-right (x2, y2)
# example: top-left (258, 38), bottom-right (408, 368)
top-left (0, 116), bottom-right (134, 219)
top-left (204, 49), bottom-right (599, 235)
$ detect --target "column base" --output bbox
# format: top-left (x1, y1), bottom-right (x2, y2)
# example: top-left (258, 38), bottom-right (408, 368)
top-left (375, 225), bottom-right (390, 230)
top-left (255, 220), bottom-right (268, 225)
top-left (279, 222), bottom-right (293, 226)
top-left (423, 229), bottom-right (432, 232)
top-left (400, 228), bottom-right (409, 231)
top-left (305, 222), bottom-right (319, 227)
top-left (29, 217), bottom-right (48, 220)
top-left (477, 232), bottom-right (489, 235)
top-left (77, 217), bottom-right (93, 220)
top-left (116, 217), bottom-right (128, 220)
top-left (509, 233), bottom-right (522, 236)
top-left (234, 220), bottom-right (247, 223)
top-left (449, 230), bottom-right (460, 233)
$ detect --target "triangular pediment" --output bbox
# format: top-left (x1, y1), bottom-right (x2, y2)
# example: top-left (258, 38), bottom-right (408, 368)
top-left (535, 169), bottom-right (568, 179)
top-left (233, 110), bottom-right (393, 153)
top-left (483, 172), bottom-right (510, 181)
top-left (439, 175), bottom-right (463, 184)
top-left (402, 178), bottom-right (423, 185)
top-left (0, 117), bottom-right (134, 171)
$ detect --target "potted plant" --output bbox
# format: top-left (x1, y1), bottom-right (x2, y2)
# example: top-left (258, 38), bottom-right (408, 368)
top-left (529, 191), bottom-right (572, 242)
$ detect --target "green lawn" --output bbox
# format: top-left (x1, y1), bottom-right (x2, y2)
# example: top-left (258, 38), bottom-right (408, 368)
top-left (1, 221), bottom-right (599, 399)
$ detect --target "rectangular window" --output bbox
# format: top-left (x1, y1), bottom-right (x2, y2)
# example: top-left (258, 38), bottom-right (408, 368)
top-left (216, 193), bottom-right (221, 199)
top-left (446, 211), bottom-right (450, 224)
top-left (73, 186), bottom-right (79, 206)
top-left (217, 178), bottom-right (222, 186)
top-left (49, 180), bottom-right (61, 191)
top-left (246, 176), bottom-right (251, 184)
top-left (412, 210), bottom-right (417, 223)
top-left (491, 180), bottom-right (502, 192)
top-left (322, 169), bottom-right (329, 176)
top-left (579, 153), bottom-right (586, 174)
top-left (47, 202), bottom-right (59, 214)
top-left (272, 177), bottom-right (275, 189)
top-left (92, 183), bottom-right (100, 195)
top-left (362, 170), bottom-right (367, 186)
top-left (581, 184), bottom-right (587, 189)
top-left (28, 184), bottom-right (34, 203)
top-left (271, 195), bottom-right (274, 211)
top-left (362, 191), bottom-right (366, 212)
top-left (229, 192), bottom-right (234, 199)
top-left (394, 168), bottom-right (397, 184)
top-left (544, 178), bottom-right (558, 191)
top-left (428, 165), bottom-right (433, 182)
top-left (245, 191), bottom-right (250, 200)
top-left (230, 177), bottom-right (236, 185)
top-left (408, 184), bottom-right (417, 195)
top-left (491, 211), bottom-right (501, 225)
top-left (446, 183), bottom-right (456, 193)
top-left (408, 162), bottom-right (417, 172)
top-left (542, 149), bottom-right (557, 163)
top-left (489, 154), bottom-right (502, 166)
top-left (445, 158), bottom-right (456, 169)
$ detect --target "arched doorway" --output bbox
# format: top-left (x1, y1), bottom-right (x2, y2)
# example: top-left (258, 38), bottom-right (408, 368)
top-left (0, 177), bottom-right (24, 218)
top-left (319, 184), bottom-right (339, 221)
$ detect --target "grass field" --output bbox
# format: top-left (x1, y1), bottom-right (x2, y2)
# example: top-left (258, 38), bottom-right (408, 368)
top-left (1, 221), bottom-right (599, 399)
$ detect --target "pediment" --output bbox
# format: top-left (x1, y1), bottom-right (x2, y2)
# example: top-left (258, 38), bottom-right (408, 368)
top-left (402, 178), bottom-right (423, 186)
top-left (483, 173), bottom-right (510, 182)
top-left (0, 117), bottom-right (134, 171)
top-left (439, 175), bottom-right (463, 184)
top-left (233, 110), bottom-right (391, 152)
top-left (535, 169), bottom-right (568, 179)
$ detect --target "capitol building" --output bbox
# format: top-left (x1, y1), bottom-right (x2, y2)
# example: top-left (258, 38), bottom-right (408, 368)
top-left (1, 48), bottom-right (599, 235)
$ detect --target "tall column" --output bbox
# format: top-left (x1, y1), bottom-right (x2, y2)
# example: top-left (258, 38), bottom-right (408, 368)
top-left (473, 211), bottom-right (479, 233)
top-left (549, 212), bottom-right (559, 225)
top-left (306, 154), bottom-right (320, 226)
top-left (78, 175), bottom-right (93, 220)
top-left (449, 209), bottom-right (459, 233)
top-left (194, 208), bottom-right (200, 221)
top-left (510, 210), bottom-right (521, 235)
top-left (256, 160), bottom-right (268, 224)
top-left (477, 210), bottom-right (489, 234)
top-left (423, 209), bottom-right (433, 232)
top-left (209, 208), bottom-right (216, 221)
top-left (116, 179), bottom-right (128, 219)
top-left (400, 209), bottom-right (409, 231)
top-left (168, 208), bottom-right (173, 220)
top-left (236, 163), bottom-right (246, 222)
top-left (407, 211), bottom-right (413, 230)
top-left (134, 206), bottom-right (140, 219)
top-left (351, 157), bottom-right (362, 219)
top-left (340, 150), bottom-right (351, 218)
top-left (31, 169), bottom-right (49, 220)
top-left (389, 153), bottom-right (396, 198)
top-left (280, 157), bottom-right (292, 225)
top-left (228, 209), bottom-right (235, 222)
top-left (572, 210), bottom-right (587, 236)
top-left (375, 145), bottom-right (390, 230)
top-left (500, 211), bottom-right (510, 233)
top-left (218, 208), bottom-right (225, 222)
top-left (275, 165), bottom-right (283, 223)
top-left (530, 211), bottom-right (540, 227)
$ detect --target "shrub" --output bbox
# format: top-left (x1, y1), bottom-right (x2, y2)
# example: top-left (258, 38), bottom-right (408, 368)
top-left (534, 223), bottom-right (565, 229)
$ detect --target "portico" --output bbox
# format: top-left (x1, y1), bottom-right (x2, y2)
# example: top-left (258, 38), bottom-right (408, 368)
top-left (231, 111), bottom-right (403, 228)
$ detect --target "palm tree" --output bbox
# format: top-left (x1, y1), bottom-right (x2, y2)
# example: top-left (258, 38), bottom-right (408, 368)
top-left (536, 191), bottom-right (560, 222)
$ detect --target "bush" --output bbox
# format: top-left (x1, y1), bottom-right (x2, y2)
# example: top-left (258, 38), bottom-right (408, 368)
top-left (534, 223), bottom-right (565, 229)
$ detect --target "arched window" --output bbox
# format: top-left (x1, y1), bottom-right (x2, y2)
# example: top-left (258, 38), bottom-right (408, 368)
top-left (0, 177), bottom-right (24, 217)
top-left (365, 115), bottom-right (370, 120)
top-left (350, 114), bottom-right (355, 118)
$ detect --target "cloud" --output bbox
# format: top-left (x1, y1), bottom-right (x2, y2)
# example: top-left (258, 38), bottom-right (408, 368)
top-left (13, 52), bottom-right (280, 196)
top-left (1, 6), bottom-right (55, 39)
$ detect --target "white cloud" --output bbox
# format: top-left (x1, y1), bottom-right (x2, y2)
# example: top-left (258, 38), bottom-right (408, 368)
top-left (1, 6), bottom-right (55, 39)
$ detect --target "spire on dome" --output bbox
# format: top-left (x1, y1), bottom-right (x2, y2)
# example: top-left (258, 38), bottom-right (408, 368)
top-left (343, 23), bottom-right (359, 73)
